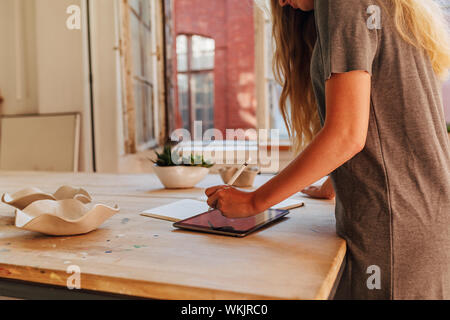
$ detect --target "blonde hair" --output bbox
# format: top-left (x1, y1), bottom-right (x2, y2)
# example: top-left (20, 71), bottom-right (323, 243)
top-left (390, 0), bottom-right (450, 79)
top-left (266, 0), bottom-right (450, 152)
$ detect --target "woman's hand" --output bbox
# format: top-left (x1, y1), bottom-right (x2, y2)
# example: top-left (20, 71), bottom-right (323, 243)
top-left (205, 186), bottom-right (260, 218)
top-left (301, 177), bottom-right (335, 200)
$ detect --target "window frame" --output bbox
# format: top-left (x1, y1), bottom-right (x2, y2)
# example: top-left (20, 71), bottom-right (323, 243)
top-left (119, 0), bottom-right (163, 153)
top-left (176, 33), bottom-right (215, 134)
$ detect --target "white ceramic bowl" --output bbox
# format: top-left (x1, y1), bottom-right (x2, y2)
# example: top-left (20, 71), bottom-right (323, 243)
top-left (153, 165), bottom-right (209, 189)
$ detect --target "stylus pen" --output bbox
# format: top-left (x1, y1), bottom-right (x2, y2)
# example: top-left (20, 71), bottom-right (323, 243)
top-left (208, 159), bottom-right (250, 211)
top-left (226, 159), bottom-right (250, 186)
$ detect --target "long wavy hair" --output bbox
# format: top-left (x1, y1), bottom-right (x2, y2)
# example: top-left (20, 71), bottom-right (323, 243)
top-left (267, 0), bottom-right (450, 152)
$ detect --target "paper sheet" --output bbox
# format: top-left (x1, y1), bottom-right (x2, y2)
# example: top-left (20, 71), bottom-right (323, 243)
top-left (141, 199), bottom-right (209, 222)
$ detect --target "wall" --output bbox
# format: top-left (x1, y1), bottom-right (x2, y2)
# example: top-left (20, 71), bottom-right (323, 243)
top-left (0, 0), bottom-right (93, 172)
top-left (35, 0), bottom-right (93, 172)
top-left (89, 0), bottom-right (124, 173)
top-left (173, 0), bottom-right (257, 133)
top-left (0, 0), bottom-right (38, 115)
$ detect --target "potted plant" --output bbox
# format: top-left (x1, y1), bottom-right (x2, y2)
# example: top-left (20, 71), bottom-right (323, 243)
top-left (152, 144), bottom-right (214, 189)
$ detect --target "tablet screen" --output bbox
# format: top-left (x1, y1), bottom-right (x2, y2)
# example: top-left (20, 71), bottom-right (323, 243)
top-left (174, 208), bottom-right (289, 235)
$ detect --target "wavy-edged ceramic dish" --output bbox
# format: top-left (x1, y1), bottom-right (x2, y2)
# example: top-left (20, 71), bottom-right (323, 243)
top-left (1, 185), bottom-right (92, 210)
top-left (1, 186), bottom-right (118, 236)
top-left (14, 199), bottom-right (119, 236)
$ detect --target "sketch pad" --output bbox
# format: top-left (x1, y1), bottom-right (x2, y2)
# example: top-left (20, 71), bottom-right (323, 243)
top-left (141, 199), bottom-right (210, 222)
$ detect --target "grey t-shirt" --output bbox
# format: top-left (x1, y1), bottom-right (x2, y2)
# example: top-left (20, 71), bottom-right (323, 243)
top-left (311, 0), bottom-right (450, 299)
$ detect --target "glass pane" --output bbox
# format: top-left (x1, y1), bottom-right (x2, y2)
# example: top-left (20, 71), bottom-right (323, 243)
top-left (134, 81), bottom-right (155, 146)
top-left (143, 27), bottom-right (153, 81)
top-left (176, 35), bottom-right (188, 72)
top-left (129, 0), bottom-right (140, 14)
top-left (130, 12), bottom-right (143, 77)
top-left (177, 74), bottom-right (190, 129)
top-left (181, 109), bottom-right (189, 130)
top-left (268, 81), bottom-right (289, 140)
top-left (133, 80), bottom-right (144, 145)
top-left (191, 36), bottom-right (215, 71)
top-left (265, 18), bottom-right (289, 141)
top-left (444, 80), bottom-right (450, 125)
top-left (191, 72), bottom-right (214, 131)
top-left (141, 0), bottom-right (151, 27)
top-left (177, 74), bottom-right (189, 109)
top-left (143, 83), bottom-right (155, 142)
top-left (208, 107), bottom-right (214, 121)
top-left (438, 1), bottom-right (450, 124)
top-left (196, 108), bottom-right (204, 120)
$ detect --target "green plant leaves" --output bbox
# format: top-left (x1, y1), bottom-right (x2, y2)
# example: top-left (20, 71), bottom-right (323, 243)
top-left (153, 144), bottom-right (214, 168)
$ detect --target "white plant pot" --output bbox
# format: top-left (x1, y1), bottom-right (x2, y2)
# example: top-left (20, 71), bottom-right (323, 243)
top-left (153, 165), bottom-right (209, 189)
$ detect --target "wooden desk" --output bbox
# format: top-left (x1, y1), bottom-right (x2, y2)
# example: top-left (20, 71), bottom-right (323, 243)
top-left (0, 172), bottom-right (346, 300)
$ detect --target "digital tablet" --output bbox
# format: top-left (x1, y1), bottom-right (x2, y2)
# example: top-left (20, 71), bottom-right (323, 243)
top-left (173, 208), bottom-right (290, 237)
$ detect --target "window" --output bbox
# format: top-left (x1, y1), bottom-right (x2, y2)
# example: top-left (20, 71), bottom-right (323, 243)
top-left (436, 0), bottom-right (450, 126)
top-left (120, 0), bottom-right (160, 153)
top-left (254, 2), bottom-right (290, 142)
top-left (265, 22), bottom-right (290, 142)
top-left (176, 34), bottom-right (215, 133)
top-left (166, 0), bottom-right (257, 138)
top-left (160, 0), bottom-right (286, 171)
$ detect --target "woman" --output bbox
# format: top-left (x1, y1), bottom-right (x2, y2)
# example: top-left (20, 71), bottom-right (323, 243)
top-left (207, 0), bottom-right (450, 299)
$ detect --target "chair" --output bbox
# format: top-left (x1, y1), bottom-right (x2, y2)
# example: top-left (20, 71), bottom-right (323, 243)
top-left (0, 113), bottom-right (80, 172)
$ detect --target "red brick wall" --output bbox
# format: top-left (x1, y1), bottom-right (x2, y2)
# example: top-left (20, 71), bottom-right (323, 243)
top-left (173, 0), bottom-right (257, 134)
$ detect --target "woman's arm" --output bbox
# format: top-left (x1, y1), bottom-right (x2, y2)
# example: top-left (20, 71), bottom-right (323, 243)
top-left (206, 71), bottom-right (371, 218)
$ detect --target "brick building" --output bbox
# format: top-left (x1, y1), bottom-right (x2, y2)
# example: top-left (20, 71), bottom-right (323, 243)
top-left (172, 0), bottom-right (257, 135)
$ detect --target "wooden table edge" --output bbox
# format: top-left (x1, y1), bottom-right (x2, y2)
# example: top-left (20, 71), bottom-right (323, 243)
top-left (0, 247), bottom-right (346, 300)
top-left (0, 263), bottom-right (297, 300)
top-left (314, 240), bottom-right (347, 300)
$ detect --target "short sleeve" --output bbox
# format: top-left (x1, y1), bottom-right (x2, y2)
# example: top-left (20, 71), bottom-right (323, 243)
top-left (314, 0), bottom-right (380, 81)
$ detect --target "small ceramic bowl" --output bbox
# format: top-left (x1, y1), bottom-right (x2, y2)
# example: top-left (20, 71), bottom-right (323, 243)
top-left (219, 166), bottom-right (260, 187)
top-left (153, 165), bottom-right (210, 189)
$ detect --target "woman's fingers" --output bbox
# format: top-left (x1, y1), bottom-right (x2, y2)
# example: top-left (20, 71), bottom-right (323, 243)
top-left (206, 188), bottom-right (258, 218)
top-left (205, 185), bottom-right (228, 197)
top-left (206, 185), bottom-right (231, 208)
top-left (301, 186), bottom-right (320, 197)
top-left (302, 186), bottom-right (319, 193)
top-left (216, 198), bottom-right (224, 211)
top-left (302, 185), bottom-right (335, 200)
top-left (206, 188), bottom-right (228, 208)
top-left (206, 192), bottom-right (219, 207)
